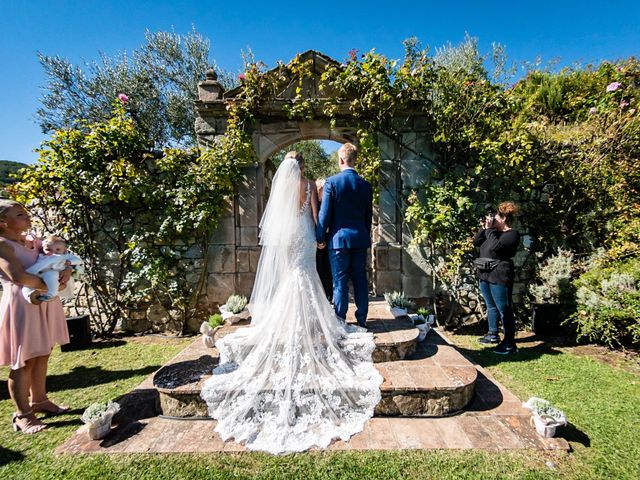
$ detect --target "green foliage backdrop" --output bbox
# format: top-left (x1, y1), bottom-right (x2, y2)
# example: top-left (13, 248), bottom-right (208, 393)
top-left (11, 101), bottom-right (246, 335)
top-left (17, 32), bottom-right (640, 343)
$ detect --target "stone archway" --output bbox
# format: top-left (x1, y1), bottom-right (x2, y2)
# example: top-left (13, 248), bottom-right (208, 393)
top-left (194, 50), bottom-right (435, 306)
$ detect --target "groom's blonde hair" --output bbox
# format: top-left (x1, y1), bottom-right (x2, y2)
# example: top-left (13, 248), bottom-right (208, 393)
top-left (338, 143), bottom-right (357, 166)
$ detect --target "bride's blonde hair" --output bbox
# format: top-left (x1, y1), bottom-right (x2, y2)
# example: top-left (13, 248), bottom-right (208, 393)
top-left (284, 151), bottom-right (304, 165)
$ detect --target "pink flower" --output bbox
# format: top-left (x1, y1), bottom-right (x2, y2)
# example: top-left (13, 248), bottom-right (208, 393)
top-left (117, 93), bottom-right (129, 103)
top-left (620, 99), bottom-right (630, 108)
top-left (589, 107), bottom-right (597, 115)
top-left (606, 82), bottom-right (621, 92)
top-left (347, 48), bottom-right (359, 61)
top-left (238, 73), bottom-right (245, 82)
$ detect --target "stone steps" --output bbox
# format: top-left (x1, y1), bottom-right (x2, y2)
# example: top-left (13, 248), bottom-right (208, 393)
top-left (153, 300), bottom-right (476, 418)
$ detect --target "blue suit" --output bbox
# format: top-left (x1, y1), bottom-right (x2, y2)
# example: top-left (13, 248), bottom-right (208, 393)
top-left (316, 168), bottom-right (373, 326)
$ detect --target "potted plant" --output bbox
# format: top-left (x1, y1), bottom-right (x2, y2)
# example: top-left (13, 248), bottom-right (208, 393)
top-left (410, 307), bottom-right (436, 342)
top-left (81, 401), bottom-right (120, 440)
top-left (201, 313), bottom-right (224, 348)
top-left (529, 250), bottom-right (573, 335)
top-left (219, 294), bottom-right (251, 325)
top-left (384, 291), bottom-right (415, 318)
top-left (522, 397), bottom-right (567, 438)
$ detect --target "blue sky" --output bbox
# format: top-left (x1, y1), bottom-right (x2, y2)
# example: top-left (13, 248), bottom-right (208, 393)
top-left (1, 0), bottom-right (639, 164)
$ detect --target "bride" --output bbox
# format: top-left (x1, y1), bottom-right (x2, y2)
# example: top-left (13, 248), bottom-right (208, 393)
top-left (201, 151), bottom-right (382, 454)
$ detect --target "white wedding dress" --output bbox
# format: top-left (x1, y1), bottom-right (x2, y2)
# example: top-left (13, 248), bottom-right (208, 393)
top-left (201, 158), bottom-right (382, 454)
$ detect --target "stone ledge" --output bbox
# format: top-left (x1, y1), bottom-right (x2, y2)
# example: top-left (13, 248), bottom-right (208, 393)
top-left (152, 331), bottom-right (476, 418)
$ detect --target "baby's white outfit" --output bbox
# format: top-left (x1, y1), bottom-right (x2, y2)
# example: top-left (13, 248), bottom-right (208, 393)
top-left (22, 253), bottom-right (84, 302)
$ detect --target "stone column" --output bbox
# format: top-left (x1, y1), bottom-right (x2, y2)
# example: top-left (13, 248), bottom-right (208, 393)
top-left (206, 196), bottom-right (237, 305)
top-left (235, 165), bottom-right (260, 297)
top-left (195, 69), bottom-right (226, 150)
top-left (372, 133), bottom-right (402, 295)
top-left (399, 127), bottom-right (435, 299)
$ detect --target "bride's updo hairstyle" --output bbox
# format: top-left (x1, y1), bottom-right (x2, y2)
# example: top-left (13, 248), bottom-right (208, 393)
top-left (284, 150), bottom-right (304, 167)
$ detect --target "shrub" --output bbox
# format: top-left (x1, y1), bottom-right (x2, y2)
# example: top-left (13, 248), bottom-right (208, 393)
top-left (81, 401), bottom-right (120, 426)
top-left (530, 250), bottom-right (574, 304)
top-left (225, 295), bottom-right (248, 314)
top-left (569, 256), bottom-right (640, 348)
top-left (11, 100), bottom-right (245, 336)
top-left (208, 313), bottom-right (224, 329)
top-left (384, 291), bottom-right (415, 310)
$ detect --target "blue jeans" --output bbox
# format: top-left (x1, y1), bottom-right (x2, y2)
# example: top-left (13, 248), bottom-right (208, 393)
top-left (329, 248), bottom-right (368, 326)
top-left (479, 280), bottom-right (515, 345)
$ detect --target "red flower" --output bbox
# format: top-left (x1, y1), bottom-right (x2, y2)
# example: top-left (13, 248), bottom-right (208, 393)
top-left (347, 48), bottom-right (359, 61)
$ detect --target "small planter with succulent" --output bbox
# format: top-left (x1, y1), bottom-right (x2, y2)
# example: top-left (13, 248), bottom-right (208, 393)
top-left (200, 313), bottom-right (224, 348)
top-left (410, 307), bottom-right (436, 342)
top-left (384, 291), bottom-right (415, 318)
top-left (522, 397), bottom-right (567, 438)
top-left (81, 400), bottom-right (120, 440)
top-left (220, 294), bottom-right (251, 325)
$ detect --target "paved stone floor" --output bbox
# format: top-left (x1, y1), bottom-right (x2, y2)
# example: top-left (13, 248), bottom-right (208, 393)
top-left (58, 358), bottom-right (568, 453)
top-left (56, 301), bottom-right (570, 454)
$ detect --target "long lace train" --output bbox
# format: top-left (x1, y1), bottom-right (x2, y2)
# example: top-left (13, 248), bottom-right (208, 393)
top-left (201, 175), bottom-right (382, 454)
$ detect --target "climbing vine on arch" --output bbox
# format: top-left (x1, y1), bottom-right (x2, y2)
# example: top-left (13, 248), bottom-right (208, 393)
top-left (13, 40), bottom-right (639, 334)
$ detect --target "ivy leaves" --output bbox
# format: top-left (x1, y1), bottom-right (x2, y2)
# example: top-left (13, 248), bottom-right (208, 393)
top-left (12, 101), bottom-right (237, 334)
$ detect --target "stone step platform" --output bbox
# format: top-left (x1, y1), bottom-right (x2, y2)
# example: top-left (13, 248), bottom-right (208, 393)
top-left (57, 358), bottom-right (568, 454)
top-left (376, 334), bottom-right (477, 416)
top-left (58, 413), bottom-right (570, 454)
top-left (153, 301), bottom-right (476, 418)
top-left (56, 300), bottom-right (570, 454)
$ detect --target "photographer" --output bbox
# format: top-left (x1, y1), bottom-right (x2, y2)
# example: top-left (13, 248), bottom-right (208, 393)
top-left (473, 201), bottom-right (520, 354)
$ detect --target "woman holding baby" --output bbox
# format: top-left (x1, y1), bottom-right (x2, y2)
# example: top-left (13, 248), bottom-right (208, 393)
top-left (0, 199), bottom-right (72, 434)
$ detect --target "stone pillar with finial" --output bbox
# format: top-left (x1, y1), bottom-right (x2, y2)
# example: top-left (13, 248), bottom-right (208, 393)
top-left (198, 69), bottom-right (225, 102)
top-left (195, 69), bottom-right (228, 148)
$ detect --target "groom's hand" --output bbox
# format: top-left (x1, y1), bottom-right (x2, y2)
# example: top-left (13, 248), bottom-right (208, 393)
top-left (317, 242), bottom-right (326, 250)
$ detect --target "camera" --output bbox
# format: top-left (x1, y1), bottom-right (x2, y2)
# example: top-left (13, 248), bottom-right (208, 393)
top-left (480, 203), bottom-right (497, 224)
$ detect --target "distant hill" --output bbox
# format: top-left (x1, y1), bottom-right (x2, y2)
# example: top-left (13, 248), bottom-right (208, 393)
top-left (0, 160), bottom-right (27, 187)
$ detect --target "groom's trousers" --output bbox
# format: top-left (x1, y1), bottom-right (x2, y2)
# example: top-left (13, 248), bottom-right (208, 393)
top-left (328, 248), bottom-right (368, 327)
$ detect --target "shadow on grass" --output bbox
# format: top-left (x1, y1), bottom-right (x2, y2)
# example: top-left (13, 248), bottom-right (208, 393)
top-left (61, 340), bottom-right (127, 351)
top-left (560, 423), bottom-right (591, 447)
top-left (451, 322), bottom-right (487, 337)
top-left (454, 342), bottom-right (564, 370)
top-left (0, 365), bottom-right (159, 401)
top-left (45, 417), bottom-right (84, 429)
top-left (0, 446), bottom-right (25, 467)
top-left (47, 365), bottom-right (160, 393)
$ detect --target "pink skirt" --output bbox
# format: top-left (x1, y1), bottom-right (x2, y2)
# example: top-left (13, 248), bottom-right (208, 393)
top-left (0, 281), bottom-right (69, 369)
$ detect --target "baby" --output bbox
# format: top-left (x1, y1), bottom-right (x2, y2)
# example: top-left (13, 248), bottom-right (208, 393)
top-left (22, 236), bottom-right (84, 302)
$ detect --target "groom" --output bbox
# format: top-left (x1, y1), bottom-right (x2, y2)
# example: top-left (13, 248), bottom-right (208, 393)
top-left (316, 143), bottom-right (373, 328)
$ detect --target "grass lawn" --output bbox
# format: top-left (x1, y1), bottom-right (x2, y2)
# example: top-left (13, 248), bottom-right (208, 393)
top-left (1, 331), bottom-right (638, 480)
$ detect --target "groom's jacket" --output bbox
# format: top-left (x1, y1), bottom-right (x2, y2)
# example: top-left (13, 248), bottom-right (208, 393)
top-left (316, 168), bottom-right (373, 249)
